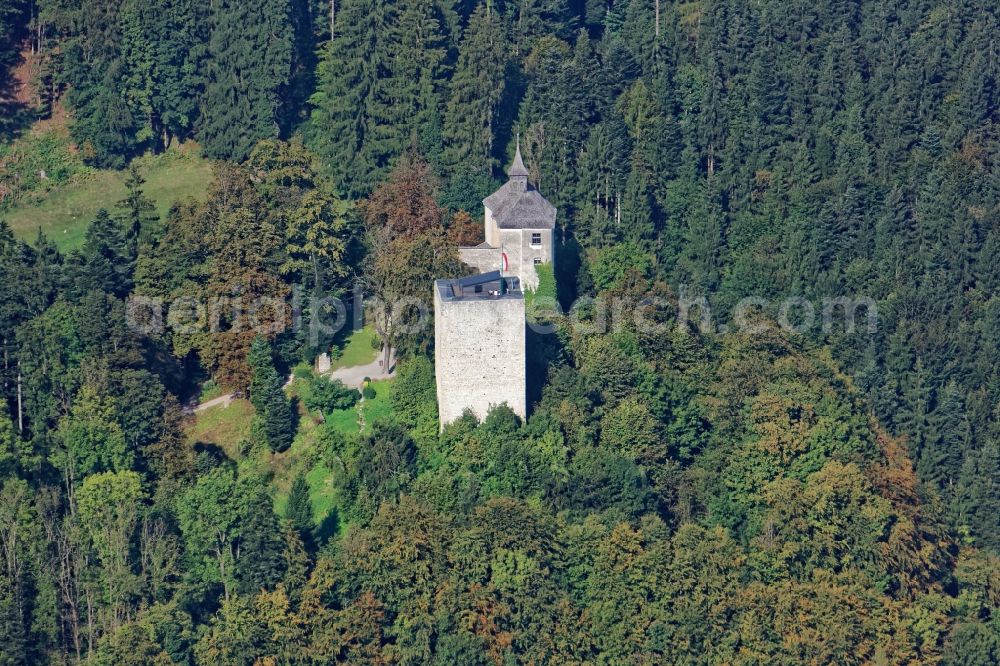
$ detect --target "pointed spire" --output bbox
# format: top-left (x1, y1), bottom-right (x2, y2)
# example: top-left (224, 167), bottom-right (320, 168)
top-left (508, 134), bottom-right (529, 179)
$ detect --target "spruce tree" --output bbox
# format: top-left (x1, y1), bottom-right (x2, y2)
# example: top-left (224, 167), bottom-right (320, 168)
top-left (78, 209), bottom-right (134, 298)
top-left (51, 0), bottom-right (137, 166)
top-left (362, 0), bottom-right (449, 178)
top-left (926, 381), bottom-right (970, 491)
top-left (308, 0), bottom-right (386, 194)
top-left (498, 0), bottom-right (578, 52)
top-left (118, 0), bottom-right (156, 146)
top-left (956, 438), bottom-right (1000, 552)
top-left (68, 58), bottom-right (144, 167)
top-left (309, 0), bottom-right (448, 194)
top-left (516, 35), bottom-right (591, 208)
top-left (114, 166), bottom-right (160, 253)
top-left (147, 0), bottom-right (205, 146)
top-left (442, 3), bottom-right (512, 175)
top-left (285, 470), bottom-right (314, 544)
top-left (248, 337), bottom-right (295, 453)
top-left (618, 160), bottom-right (657, 248)
top-left (675, 177), bottom-right (724, 292)
top-left (198, 0), bottom-right (293, 160)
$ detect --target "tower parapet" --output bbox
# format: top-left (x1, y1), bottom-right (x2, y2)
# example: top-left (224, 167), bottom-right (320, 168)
top-left (434, 272), bottom-right (526, 428)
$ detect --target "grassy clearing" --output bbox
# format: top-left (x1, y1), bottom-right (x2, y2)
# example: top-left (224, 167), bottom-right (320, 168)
top-left (271, 394), bottom-right (344, 533)
top-left (186, 373), bottom-right (394, 537)
top-left (326, 406), bottom-right (362, 435)
top-left (272, 374), bottom-right (396, 535)
top-left (331, 326), bottom-right (379, 370)
top-left (185, 398), bottom-right (254, 460)
top-left (285, 371), bottom-right (311, 403)
top-left (362, 379), bottom-right (395, 428)
top-left (319, 378), bottom-right (395, 435)
top-left (4, 143), bottom-right (213, 251)
top-left (305, 463), bottom-right (339, 525)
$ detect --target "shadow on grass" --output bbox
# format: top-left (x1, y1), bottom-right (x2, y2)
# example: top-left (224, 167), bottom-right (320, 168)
top-left (193, 442), bottom-right (235, 473)
top-left (314, 507), bottom-right (340, 546)
top-left (0, 101), bottom-right (37, 142)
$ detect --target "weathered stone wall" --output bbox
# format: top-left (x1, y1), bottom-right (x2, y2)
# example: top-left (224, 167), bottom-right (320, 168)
top-left (434, 284), bottom-right (526, 428)
top-left (485, 208), bottom-right (499, 246)
top-left (458, 246), bottom-right (502, 275)
top-left (497, 228), bottom-right (555, 291)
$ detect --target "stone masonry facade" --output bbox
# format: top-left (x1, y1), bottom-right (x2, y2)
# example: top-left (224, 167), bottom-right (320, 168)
top-left (434, 144), bottom-right (554, 428)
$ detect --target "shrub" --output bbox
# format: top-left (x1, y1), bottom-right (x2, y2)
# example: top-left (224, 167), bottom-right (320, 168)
top-left (305, 377), bottom-right (360, 413)
top-left (199, 379), bottom-right (221, 402)
top-left (590, 243), bottom-right (652, 292)
top-left (0, 130), bottom-right (87, 209)
top-left (527, 263), bottom-right (558, 303)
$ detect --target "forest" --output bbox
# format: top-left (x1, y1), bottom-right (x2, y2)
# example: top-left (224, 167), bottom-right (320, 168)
top-left (1, 0), bottom-right (1000, 663)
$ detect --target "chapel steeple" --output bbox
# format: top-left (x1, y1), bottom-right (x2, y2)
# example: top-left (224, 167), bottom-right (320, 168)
top-left (508, 137), bottom-right (529, 190)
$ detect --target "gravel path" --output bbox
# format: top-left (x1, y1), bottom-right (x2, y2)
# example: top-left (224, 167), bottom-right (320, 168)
top-left (194, 393), bottom-right (234, 412)
top-left (325, 351), bottom-right (396, 389)
top-left (192, 351), bottom-right (395, 413)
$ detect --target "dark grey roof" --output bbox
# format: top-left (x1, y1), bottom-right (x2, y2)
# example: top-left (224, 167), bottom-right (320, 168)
top-left (458, 271), bottom-right (503, 288)
top-left (436, 275), bottom-right (523, 302)
top-left (483, 181), bottom-right (557, 230)
top-left (508, 143), bottom-right (529, 178)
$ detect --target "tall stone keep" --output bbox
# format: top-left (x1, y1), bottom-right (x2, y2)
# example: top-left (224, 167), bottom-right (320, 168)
top-left (458, 143), bottom-right (557, 291)
top-left (434, 272), bottom-right (526, 428)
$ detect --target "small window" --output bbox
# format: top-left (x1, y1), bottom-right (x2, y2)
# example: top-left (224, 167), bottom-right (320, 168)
top-left (533, 257), bottom-right (542, 265)
top-left (474, 284), bottom-right (483, 293)
top-left (531, 232), bottom-right (542, 246)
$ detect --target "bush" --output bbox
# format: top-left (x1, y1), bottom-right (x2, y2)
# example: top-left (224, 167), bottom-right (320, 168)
top-left (391, 357), bottom-right (437, 427)
top-left (305, 377), bottom-right (360, 413)
top-left (362, 385), bottom-right (376, 400)
top-left (0, 130), bottom-right (87, 209)
top-left (318, 425), bottom-right (349, 470)
top-left (590, 243), bottom-right (652, 292)
top-left (199, 379), bottom-right (221, 402)
top-left (526, 263), bottom-right (558, 304)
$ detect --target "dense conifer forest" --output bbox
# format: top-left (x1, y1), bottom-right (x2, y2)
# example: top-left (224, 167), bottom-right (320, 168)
top-left (1, 0), bottom-right (1000, 663)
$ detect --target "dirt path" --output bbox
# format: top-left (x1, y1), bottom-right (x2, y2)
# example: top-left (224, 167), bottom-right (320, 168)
top-left (192, 352), bottom-right (394, 415)
top-left (325, 351), bottom-right (396, 389)
top-left (194, 393), bottom-right (234, 412)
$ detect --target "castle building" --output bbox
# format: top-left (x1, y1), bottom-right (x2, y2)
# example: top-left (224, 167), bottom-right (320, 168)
top-left (457, 143), bottom-right (556, 291)
top-left (434, 146), bottom-right (556, 428)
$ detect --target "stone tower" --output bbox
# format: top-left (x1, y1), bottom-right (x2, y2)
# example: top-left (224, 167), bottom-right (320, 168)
top-left (458, 142), bottom-right (557, 291)
top-left (434, 272), bottom-right (526, 427)
top-left (435, 146), bottom-right (554, 429)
